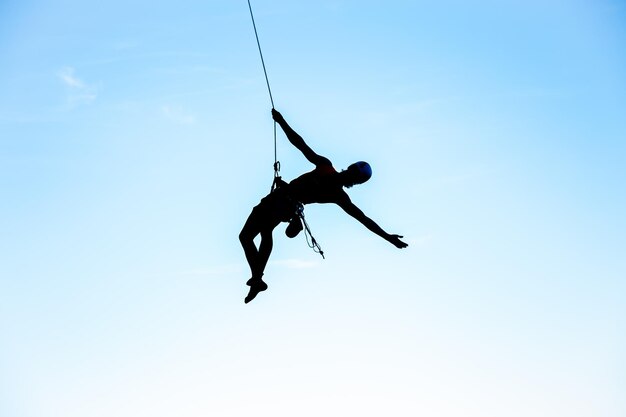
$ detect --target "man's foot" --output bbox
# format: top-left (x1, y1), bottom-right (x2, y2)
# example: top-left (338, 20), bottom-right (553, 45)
top-left (244, 279), bottom-right (268, 304)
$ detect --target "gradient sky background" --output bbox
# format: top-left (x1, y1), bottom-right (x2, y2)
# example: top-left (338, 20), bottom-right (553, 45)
top-left (1, 1), bottom-right (625, 416)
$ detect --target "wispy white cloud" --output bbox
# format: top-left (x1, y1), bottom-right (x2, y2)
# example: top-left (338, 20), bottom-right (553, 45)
top-left (406, 234), bottom-right (433, 247)
top-left (57, 66), bottom-right (98, 106)
top-left (422, 166), bottom-right (495, 190)
top-left (179, 264), bottom-right (243, 277)
top-left (270, 258), bottom-right (320, 270)
top-left (178, 258), bottom-right (318, 278)
top-left (58, 67), bottom-right (85, 88)
top-left (161, 105), bottom-right (196, 125)
top-left (112, 39), bottom-right (142, 51)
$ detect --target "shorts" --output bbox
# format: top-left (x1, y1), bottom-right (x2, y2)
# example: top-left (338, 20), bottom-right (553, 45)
top-left (255, 188), bottom-right (300, 223)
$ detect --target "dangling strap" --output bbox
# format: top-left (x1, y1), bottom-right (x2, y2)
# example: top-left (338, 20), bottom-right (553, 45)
top-left (295, 204), bottom-right (325, 259)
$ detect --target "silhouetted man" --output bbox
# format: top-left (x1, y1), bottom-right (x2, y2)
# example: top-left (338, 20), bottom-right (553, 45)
top-left (239, 109), bottom-right (408, 303)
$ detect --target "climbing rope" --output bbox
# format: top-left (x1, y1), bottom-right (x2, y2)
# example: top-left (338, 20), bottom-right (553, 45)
top-left (246, 0), bottom-right (279, 183)
top-left (247, 0), bottom-right (325, 259)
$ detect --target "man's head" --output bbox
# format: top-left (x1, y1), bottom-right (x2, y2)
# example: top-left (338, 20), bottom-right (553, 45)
top-left (342, 161), bottom-right (372, 188)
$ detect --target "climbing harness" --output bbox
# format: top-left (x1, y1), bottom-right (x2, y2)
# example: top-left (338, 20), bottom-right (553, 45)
top-left (271, 178), bottom-right (325, 259)
top-left (247, 0), bottom-right (325, 259)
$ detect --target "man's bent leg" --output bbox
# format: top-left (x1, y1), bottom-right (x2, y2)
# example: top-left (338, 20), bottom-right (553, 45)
top-left (244, 229), bottom-right (272, 303)
top-left (239, 207), bottom-right (266, 280)
top-left (255, 228), bottom-right (274, 278)
top-left (239, 231), bottom-right (260, 279)
top-left (245, 226), bottom-right (277, 285)
top-left (244, 223), bottom-right (280, 303)
top-left (240, 203), bottom-right (282, 300)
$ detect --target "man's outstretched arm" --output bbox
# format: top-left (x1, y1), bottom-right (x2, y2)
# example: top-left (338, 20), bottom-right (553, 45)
top-left (338, 198), bottom-right (408, 249)
top-left (272, 109), bottom-right (330, 166)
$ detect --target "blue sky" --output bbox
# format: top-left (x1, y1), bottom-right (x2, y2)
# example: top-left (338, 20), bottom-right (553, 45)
top-left (1, 1), bottom-right (625, 416)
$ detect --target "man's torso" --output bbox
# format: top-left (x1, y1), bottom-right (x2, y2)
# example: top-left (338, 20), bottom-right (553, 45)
top-left (288, 164), bottom-right (347, 204)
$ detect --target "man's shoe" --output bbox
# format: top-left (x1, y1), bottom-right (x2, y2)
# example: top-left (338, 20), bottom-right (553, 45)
top-left (244, 280), bottom-right (268, 304)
